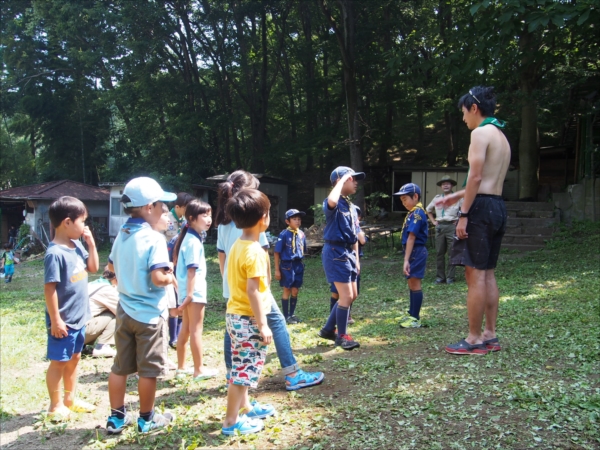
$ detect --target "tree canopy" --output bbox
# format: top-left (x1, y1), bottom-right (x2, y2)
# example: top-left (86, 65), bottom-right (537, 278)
top-left (2, 0), bottom-right (598, 202)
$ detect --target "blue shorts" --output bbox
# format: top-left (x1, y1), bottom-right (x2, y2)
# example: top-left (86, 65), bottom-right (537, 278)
top-left (47, 325), bottom-right (86, 361)
top-left (4, 265), bottom-right (14, 276)
top-left (330, 274), bottom-right (361, 295)
top-left (405, 246), bottom-right (428, 279)
top-left (322, 243), bottom-right (357, 284)
top-left (279, 260), bottom-right (304, 288)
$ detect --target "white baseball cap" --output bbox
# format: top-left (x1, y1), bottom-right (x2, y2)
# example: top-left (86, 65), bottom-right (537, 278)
top-left (122, 177), bottom-right (177, 208)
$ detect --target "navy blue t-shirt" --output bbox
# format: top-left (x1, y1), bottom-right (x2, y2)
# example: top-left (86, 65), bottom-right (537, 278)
top-left (323, 197), bottom-right (358, 244)
top-left (401, 207), bottom-right (428, 246)
top-left (44, 240), bottom-right (91, 330)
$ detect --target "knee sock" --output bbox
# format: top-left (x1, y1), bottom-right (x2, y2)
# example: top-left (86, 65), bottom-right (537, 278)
top-left (281, 298), bottom-right (289, 318)
top-left (330, 297), bottom-right (337, 312)
top-left (410, 290), bottom-right (423, 320)
top-left (111, 405), bottom-right (126, 419)
top-left (168, 317), bottom-right (178, 344)
top-left (324, 303), bottom-right (338, 331)
top-left (140, 410), bottom-right (154, 422)
top-left (289, 297), bottom-right (298, 317)
top-left (337, 305), bottom-right (350, 336)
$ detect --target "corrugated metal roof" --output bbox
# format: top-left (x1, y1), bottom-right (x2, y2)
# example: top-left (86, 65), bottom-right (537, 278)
top-left (0, 180), bottom-right (109, 201)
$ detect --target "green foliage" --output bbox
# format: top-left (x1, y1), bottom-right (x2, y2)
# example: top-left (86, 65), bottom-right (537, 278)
top-left (17, 223), bottom-right (30, 243)
top-left (364, 191), bottom-right (389, 216)
top-left (308, 204), bottom-right (326, 226)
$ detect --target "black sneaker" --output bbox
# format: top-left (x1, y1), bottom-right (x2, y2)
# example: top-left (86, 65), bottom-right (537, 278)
top-left (335, 334), bottom-right (360, 350)
top-left (446, 278), bottom-right (455, 285)
top-left (286, 315), bottom-right (302, 324)
top-left (318, 328), bottom-right (337, 341)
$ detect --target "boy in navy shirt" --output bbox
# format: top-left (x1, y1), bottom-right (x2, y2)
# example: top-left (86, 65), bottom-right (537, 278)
top-left (317, 166), bottom-right (365, 350)
top-left (44, 196), bottom-right (99, 421)
top-left (274, 209), bottom-right (307, 324)
top-left (394, 183), bottom-right (428, 328)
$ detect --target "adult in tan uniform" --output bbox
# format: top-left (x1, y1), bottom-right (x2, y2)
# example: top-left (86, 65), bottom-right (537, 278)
top-left (436, 86), bottom-right (510, 355)
top-left (426, 176), bottom-right (463, 284)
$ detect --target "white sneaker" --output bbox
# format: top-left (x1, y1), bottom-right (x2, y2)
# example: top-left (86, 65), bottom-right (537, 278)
top-left (92, 345), bottom-right (117, 358)
top-left (175, 367), bottom-right (194, 378)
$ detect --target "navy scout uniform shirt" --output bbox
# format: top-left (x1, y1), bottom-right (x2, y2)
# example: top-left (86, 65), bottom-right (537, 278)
top-left (401, 208), bottom-right (429, 246)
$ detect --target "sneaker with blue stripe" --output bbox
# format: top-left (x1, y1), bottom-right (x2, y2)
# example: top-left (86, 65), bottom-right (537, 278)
top-left (106, 413), bottom-right (132, 434)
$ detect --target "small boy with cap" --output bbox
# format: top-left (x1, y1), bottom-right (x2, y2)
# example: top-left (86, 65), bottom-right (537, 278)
top-left (274, 209), bottom-right (307, 324)
top-left (317, 166), bottom-right (365, 350)
top-left (394, 183), bottom-right (428, 328)
top-left (106, 177), bottom-right (178, 434)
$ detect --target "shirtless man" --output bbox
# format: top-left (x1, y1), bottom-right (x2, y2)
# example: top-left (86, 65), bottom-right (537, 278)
top-left (436, 86), bottom-right (510, 355)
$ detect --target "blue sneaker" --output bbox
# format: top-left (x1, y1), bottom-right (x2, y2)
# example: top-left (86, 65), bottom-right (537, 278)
top-left (221, 415), bottom-right (264, 436)
top-left (106, 413), bottom-right (132, 434)
top-left (245, 401), bottom-right (275, 419)
top-left (137, 412), bottom-right (175, 433)
top-left (285, 369), bottom-right (325, 391)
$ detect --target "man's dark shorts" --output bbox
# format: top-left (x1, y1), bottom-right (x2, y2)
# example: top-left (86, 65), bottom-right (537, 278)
top-left (451, 194), bottom-right (507, 270)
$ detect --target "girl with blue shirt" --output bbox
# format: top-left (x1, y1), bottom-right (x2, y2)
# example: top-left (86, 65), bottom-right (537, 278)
top-left (172, 200), bottom-right (218, 381)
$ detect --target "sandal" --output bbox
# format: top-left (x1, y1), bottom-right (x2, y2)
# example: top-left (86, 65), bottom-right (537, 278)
top-left (445, 339), bottom-right (489, 355)
top-left (285, 369), bottom-right (325, 391)
top-left (483, 337), bottom-right (501, 352)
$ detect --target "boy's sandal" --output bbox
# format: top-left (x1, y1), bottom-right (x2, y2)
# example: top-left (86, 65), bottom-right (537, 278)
top-left (445, 339), bottom-right (489, 355)
top-left (47, 405), bottom-right (71, 422)
top-left (68, 399), bottom-right (96, 413)
top-left (483, 337), bottom-right (501, 352)
top-left (175, 367), bottom-right (194, 378)
top-left (192, 368), bottom-right (219, 381)
top-left (221, 415), bottom-right (264, 436)
top-left (245, 401), bottom-right (276, 419)
top-left (285, 369), bottom-right (325, 391)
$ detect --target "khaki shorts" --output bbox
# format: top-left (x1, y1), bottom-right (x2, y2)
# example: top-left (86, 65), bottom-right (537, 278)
top-left (111, 304), bottom-right (168, 378)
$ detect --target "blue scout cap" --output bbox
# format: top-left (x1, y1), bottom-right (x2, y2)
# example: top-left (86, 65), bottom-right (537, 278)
top-left (330, 166), bottom-right (366, 185)
top-left (393, 183), bottom-right (421, 196)
top-left (122, 177), bottom-right (177, 208)
top-left (285, 209), bottom-right (306, 220)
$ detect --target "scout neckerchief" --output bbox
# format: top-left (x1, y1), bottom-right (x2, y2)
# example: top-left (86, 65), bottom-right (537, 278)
top-left (401, 202), bottom-right (425, 235)
top-left (462, 117), bottom-right (506, 187)
top-left (286, 227), bottom-right (303, 257)
top-left (171, 208), bottom-right (184, 227)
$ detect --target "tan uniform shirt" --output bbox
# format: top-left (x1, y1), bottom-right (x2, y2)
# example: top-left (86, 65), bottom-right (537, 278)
top-left (426, 194), bottom-right (463, 222)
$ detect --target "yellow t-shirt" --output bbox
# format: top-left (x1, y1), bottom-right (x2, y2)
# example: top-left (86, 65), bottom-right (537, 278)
top-left (226, 239), bottom-right (270, 316)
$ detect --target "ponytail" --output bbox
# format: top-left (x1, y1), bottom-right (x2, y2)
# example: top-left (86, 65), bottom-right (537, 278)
top-left (172, 223), bottom-right (188, 268)
top-left (214, 171), bottom-right (260, 226)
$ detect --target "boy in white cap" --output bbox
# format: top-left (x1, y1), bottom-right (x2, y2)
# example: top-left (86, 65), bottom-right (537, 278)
top-left (106, 177), bottom-right (177, 434)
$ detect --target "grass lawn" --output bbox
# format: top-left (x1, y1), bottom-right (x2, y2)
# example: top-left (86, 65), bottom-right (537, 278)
top-left (1, 221), bottom-right (599, 449)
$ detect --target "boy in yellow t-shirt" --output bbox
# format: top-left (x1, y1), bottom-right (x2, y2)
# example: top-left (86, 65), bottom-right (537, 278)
top-left (223, 188), bottom-right (274, 436)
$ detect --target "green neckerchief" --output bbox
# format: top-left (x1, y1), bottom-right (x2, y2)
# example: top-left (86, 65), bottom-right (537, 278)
top-left (171, 207), bottom-right (184, 227)
top-left (462, 117), bottom-right (506, 187)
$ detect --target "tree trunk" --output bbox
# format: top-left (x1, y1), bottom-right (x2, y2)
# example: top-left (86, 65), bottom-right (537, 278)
top-left (518, 27), bottom-right (541, 200)
top-left (518, 86), bottom-right (539, 199)
top-left (445, 110), bottom-right (458, 166)
top-left (416, 95), bottom-right (424, 152)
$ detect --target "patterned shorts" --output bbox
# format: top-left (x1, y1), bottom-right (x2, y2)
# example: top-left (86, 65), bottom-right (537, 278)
top-left (226, 314), bottom-right (268, 388)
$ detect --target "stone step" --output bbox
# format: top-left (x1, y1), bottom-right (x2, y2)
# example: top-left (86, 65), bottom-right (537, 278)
top-left (504, 225), bottom-right (555, 236)
top-left (501, 243), bottom-right (545, 252)
top-left (502, 234), bottom-right (548, 245)
top-left (507, 209), bottom-right (555, 219)
top-left (504, 201), bottom-right (555, 211)
top-left (507, 217), bottom-right (559, 227)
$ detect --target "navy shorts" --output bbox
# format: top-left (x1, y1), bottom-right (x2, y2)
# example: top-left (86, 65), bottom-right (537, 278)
top-left (322, 243), bottom-right (357, 284)
top-left (405, 246), bottom-right (428, 279)
top-left (47, 325), bottom-right (86, 361)
top-left (279, 260), bottom-right (305, 288)
top-left (330, 274), bottom-right (360, 295)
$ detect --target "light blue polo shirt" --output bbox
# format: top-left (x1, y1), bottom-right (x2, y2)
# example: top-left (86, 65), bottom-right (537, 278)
top-left (109, 218), bottom-right (170, 324)
top-left (217, 222), bottom-right (269, 299)
top-left (176, 228), bottom-right (207, 303)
